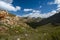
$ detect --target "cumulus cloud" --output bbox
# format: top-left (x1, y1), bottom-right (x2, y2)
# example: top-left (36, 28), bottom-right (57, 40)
top-left (22, 0), bottom-right (59, 18)
top-left (53, 0), bottom-right (60, 12)
top-left (24, 9), bottom-right (33, 12)
top-left (48, 0), bottom-right (60, 11)
top-left (0, 0), bottom-right (13, 3)
top-left (55, 0), bottom-right (60, 4)
top-left (22, 10), bottom-right (41, 18)
top-left (15, 6), bottom-right (21, 11)
top-left (57, 5), bottom-right (60, 8)
top-left (22, 10), bottom-right (57, 18)
top-left (47, 0), bottom-right (60, 16)
top-left (0, 0), bottom-right (21, 11)
top-left (48, 0), bottom-right (60, 5)
top-left (32, 10), bottom-right (40, 13)
top-left (41, 10), bottom-right (56, 18)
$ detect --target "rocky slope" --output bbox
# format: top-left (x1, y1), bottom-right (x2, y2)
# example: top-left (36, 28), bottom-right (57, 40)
top-left (0, 10), bottom-right (29, 27)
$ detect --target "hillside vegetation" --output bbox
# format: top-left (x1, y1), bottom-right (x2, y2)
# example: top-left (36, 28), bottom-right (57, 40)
top-left (0, 10), bottom-right (60, 40)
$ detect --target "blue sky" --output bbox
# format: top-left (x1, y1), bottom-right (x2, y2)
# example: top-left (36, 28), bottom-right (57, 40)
top-left (12, 0), bottom-right (57, 16)
top-left (0, 0), bottom-right (60, 18)
top-left (12, 0), bottom-right (57, 14)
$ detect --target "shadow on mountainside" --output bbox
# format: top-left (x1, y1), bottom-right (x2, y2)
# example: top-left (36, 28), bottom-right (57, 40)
top-left (26, 12), bottom-right (60, 28)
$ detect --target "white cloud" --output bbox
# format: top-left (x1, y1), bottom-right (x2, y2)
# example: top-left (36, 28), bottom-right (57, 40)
top-left (55, 0), bottom-right (60, 4)
top-left (24, 9), bottom-right (33, 12)
top-left (42, 10), bottom-right (56, 18)
top-left (48, 0), bottom-right (60, 5)
top-left (16, 6), bottom-right (21, 11)
top-left (47, 0), bottom-right (60, 13)
top-left (23, 0), bottom-right (59, 18)
top-left (57, 5), bottom-right (60, 8)
top-left (22, 12), bottom-right (41, 18)
top-left (57, 4), bottom-right (60, 12)
top-left (0, 0), bottom-right (13, 3)
top-left (54, 0), bottom-right (60, 12)
top-left (22, 10), bottom-right (41, 18)
top-left (33, 10), bottom-right (40, 13)
top-left (22, 10), bottom-right (57, 18)
top-left (0, 1), bottom-right (21, 11)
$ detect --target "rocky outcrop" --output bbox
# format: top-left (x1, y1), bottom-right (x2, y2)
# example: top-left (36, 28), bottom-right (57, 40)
top-left (0, 10), bottom-right (8, 19)
top-left (0, 10), bottom-right (29, 27)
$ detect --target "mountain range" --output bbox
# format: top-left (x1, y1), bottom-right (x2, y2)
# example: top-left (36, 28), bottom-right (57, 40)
top-left (26, 12), bottom-right (60, 28)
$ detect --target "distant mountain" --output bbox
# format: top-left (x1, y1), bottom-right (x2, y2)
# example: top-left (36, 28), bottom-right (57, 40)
top-left (26, 12), bottom-right (60, 28)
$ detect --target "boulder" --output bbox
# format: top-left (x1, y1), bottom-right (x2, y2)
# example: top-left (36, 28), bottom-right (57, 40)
top-left (0, 10), bottom-right (8, 19)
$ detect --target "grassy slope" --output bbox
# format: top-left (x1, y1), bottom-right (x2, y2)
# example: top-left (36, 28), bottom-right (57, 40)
top-left (0, 11), bottom-right (60, 40)
top-left (0, 23), bottom-right (60, 40)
